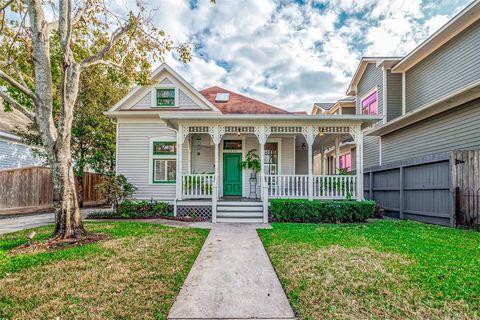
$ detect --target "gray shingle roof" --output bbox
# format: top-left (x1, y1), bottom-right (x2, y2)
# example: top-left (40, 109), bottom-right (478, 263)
top-left (313, 102), bottom-right (335, 110)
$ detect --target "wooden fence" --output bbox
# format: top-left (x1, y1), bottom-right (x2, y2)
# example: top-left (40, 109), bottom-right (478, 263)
top-left (364, 152), bottom-right (454, 227)
top-left (0, 166), bottom-right (105, 216)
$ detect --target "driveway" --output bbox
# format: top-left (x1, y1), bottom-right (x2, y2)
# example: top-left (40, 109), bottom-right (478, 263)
top-left (168, 223), bottom-right (296, 320)
top-left (0, 208), bottom-right (102, 235)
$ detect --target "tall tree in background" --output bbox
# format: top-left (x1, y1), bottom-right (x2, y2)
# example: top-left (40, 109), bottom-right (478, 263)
top-left (0, 0), bottom-right (193, 239)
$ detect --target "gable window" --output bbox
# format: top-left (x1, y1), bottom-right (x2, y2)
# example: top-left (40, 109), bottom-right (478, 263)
top-left (362, 91), bottom-right (377, 115)
top-left (339, 153), bottom-right (352, 172)
top-left (152, 141), bottom-right (176, 183)
top-left (156, 88), bottom-right (175, 107)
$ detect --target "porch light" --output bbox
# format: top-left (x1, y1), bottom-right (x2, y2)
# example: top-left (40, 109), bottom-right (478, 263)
top-left (301, 143), bottom-right (307, 150)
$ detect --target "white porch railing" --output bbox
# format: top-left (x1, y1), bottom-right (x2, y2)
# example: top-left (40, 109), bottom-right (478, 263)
top-left (182, 174), bottom-right (215, 198)
top-left (264, 174), bottom-right (357, 199)
top-left (265, 175), bottom-right (309, 198)
top-left (312, 175), bottom-right (357, 199)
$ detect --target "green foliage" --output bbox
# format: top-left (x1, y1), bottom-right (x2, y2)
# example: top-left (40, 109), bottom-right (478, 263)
top-left (271, 199), bottom-right (376, 223)
top-left (95, 174), bottom-right (136, 210)
top-left (87, 200), bottom-right (172, 219)
top-left (241, 149), bottom-right (261, 173)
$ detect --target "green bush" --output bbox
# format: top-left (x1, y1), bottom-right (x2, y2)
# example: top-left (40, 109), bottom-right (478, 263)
top-left (271, 199), bottom-right (376, 223)
top-left (87, 200), bottom-right (173, 219)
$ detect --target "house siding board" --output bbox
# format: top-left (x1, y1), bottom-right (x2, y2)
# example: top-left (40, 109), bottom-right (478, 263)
top-left (386, 70), bottom-right (402, 121)
top-left (117, 122), bottom-right (177, 200)
top-left (363, 136), bottom-right (380, 169)
top-left (405, 20), bottom-right (480, 112)
top-left (0, 140), bottom-right (42, 169)
top-left (382, 99), bottom-right (480, 164)
top-left (356, 63), bottom-right (383, 116)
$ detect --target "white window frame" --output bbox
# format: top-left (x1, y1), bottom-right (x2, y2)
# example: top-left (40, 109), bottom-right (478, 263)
top-left (360, 86), bottom-right (379, 115)
top-left (151, 83), bottom-right (178, 108)
top-left (149, 136), bottom-right (177, 185)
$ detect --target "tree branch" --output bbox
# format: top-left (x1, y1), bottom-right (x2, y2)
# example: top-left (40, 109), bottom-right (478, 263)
top-left (0, 90), bottom-right (34, 120)
top-left (0, 69), bottom-right (36, 100)
top-left (80, 17), bottom-right (137, 69)
top-left (0, 0), bottom-right (13, 12)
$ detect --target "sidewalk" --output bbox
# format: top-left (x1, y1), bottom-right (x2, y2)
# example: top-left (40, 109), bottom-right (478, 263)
top-left (168, 223), bottom-right (296, 320)
top-left (0, 208), bottom-right (103, 235)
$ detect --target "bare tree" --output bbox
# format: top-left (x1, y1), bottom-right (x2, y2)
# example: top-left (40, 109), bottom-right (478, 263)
top-left (0, 0), bottom-right (193, 239)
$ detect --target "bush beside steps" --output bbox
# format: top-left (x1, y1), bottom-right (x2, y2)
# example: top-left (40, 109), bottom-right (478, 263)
top-left (271, 199), bottom-right (377, 223)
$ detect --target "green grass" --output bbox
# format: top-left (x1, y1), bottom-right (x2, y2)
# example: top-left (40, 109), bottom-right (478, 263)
top-left (0, 221), bottom-right (209, 320)
top-left (258, 220), bottom-right (480, 320)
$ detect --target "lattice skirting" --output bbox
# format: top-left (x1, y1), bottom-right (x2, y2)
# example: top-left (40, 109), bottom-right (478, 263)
top-left (176, 205), bottom-right (212, 220)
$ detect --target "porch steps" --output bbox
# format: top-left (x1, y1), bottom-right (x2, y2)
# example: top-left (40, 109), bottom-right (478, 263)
top-left (216, 201), bottom-right (263, 223)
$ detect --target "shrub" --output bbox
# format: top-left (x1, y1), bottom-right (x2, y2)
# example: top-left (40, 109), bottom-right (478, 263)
top-left (87, 200), bottom-right (173, 219)
top-left (372, 203), bottom-right (385, 218)
top-left (95, 174), bottom-right (136, 209)
top-left (271, 199), bottom-right (376, 223)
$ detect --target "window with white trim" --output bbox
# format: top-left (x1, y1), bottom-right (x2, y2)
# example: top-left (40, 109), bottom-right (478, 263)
top-left (152, 141), bottom-right (176, 183)
top-left (362, 91), bottom-right (378, 115)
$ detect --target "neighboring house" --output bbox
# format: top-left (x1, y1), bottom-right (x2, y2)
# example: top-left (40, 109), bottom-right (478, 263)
top-left (312, 96), bottom-right (357, 175)
top-left (343, 0), bottom-right (480, 225)
top-left (107, 64), bottom-right (380, 223)
top-left (0, 106), bottom-right (42, 170)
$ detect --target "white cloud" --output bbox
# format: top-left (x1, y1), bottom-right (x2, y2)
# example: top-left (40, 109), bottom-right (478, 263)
top-left (115, 0), bottom-right (470, 112)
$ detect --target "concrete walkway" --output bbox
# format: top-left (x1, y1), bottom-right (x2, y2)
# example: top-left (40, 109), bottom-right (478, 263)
top-left (168, 223), bottom-right (296, 320)
top-left (0, 208), bottom-right (100, 235)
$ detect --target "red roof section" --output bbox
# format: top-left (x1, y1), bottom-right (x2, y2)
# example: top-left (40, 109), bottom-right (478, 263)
top-left (200, 86), bottom-right (291, 114)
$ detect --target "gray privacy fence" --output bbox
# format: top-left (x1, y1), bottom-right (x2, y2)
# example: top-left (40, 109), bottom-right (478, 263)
top-left (364, 150), bottom-right (480, 228)
top-left (364, 152), bottom-right (454, 227)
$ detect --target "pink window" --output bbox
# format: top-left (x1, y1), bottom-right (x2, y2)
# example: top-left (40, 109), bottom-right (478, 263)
top-left (362, 91), bottom-right (377, 115)
top-left (339, 153), bottom-right (352, 172)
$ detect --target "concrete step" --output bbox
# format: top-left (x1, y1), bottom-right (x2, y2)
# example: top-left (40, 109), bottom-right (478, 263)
top-left (217, 205), bottom-right (263, 212)
top-left (216, 217), bottom-right (264, 223)
top-left (217, 201), bottom-right (262, 206)
top-left (217, 211), bottom-right (263, 218)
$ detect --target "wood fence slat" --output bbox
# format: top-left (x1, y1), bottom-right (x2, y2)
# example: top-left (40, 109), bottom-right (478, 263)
top-left (0, 166), bottom-right (105, 216)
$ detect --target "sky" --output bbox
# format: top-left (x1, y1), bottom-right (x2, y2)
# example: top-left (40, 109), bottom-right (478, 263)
top-left (114, 0), bottom-right (471, 112)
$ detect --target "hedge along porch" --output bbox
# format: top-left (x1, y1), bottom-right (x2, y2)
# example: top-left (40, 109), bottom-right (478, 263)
top-left (160, 114), bottom-right (381, 223)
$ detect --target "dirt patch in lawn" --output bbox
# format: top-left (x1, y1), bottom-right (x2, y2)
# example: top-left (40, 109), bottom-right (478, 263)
top-left (269, 243), bottom-right (473, 320)
top-left (8, 233), bottom-right (110, 255)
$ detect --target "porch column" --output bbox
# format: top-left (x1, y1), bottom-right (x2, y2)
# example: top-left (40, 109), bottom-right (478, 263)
top-left (254, 126), bottom-right (270, 224)
top-left (319, 148), bottom-right (324, 175)
top-left (352, 125), bottom-right (364, 201)
top-left (176, 125), bottom-right (186, 200)
top-left (303, 126), bottom-right (319, 201)
top-left (208, 125), bottom-right (225, 224)
top-left (254, 126), bottom-right (271, 201)
top-left (335, 137), bottom-right (340, 174)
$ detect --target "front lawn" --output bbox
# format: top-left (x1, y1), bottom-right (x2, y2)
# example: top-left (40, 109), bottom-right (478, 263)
top-left (0, 222), bottom-right (208, 319)
top-left (258, 220), bottom-right (480, 320)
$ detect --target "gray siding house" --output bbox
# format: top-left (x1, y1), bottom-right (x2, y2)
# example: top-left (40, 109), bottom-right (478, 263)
top-left (311, 1), bottom-right (480, 226)
top-left (345, 1), bottom-right (480, 225)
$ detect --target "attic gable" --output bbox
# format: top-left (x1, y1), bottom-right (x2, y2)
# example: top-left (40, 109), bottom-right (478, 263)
top-left (109, 63), bottom-right (220, 113)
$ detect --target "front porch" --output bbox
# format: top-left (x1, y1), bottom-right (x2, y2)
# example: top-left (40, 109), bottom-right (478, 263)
top-left (166, 120), bottom-right (369, 223)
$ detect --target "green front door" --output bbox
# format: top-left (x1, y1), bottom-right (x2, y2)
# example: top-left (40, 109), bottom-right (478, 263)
top-left (223, 153), bottom-right (242, 196)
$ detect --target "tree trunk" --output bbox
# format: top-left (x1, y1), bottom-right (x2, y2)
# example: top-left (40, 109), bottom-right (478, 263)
top-left (51, 146), bottom-right (87, 239)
